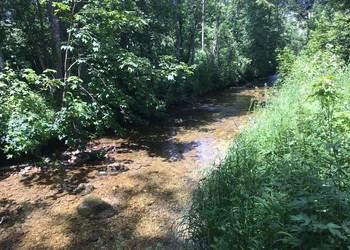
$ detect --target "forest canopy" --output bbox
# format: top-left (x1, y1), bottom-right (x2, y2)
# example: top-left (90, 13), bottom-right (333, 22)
top-left (0, 0), bottom-right (348, 158)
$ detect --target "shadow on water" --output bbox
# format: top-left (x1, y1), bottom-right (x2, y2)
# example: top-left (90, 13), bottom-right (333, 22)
top-left (122, 88), bottom-right (255, 162)
top-left (172, 89), bottom-right (254, 127)
top-left (0, 198), bottom-right (49, 250)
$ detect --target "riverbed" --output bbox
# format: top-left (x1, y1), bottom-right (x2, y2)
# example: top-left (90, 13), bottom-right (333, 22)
top-left (0, 87), bottom-right (262, 249)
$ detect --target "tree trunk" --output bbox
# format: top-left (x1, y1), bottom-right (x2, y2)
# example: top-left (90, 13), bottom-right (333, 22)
top-left (0, 48), bottom-right (4, 70)
top-left (212, 15), bottom-right (220, 57)
top-left (231, 0), bottom-right (241, 34)
top-left (178, 10), bottom-right (183, 58)
top-left (62, 1), bottom-right (78, 107)
top-left (36, 0), bottom-right (49, 70)
top-left (47, 0), bottom-right (63, 79)
top-left (173, 0), bottom-right (183, 58)
top-left (201, 0), bottom-right (205, 51)
top-left (236, 0), bottom-right (241, 20)
top-left (190, 0), bottom-right (196, 64)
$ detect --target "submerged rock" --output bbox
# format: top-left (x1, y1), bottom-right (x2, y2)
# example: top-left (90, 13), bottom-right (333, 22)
top-left (77, 195), bottom-right (114, 218)
top-left (96, 163), bottom-right (129, 176)
top-left (106, 163), bottom-right (129, 172)
top-left (61, 149), bottom-right (106, 166)
top-left (73, 183), bottom-right (95, 195)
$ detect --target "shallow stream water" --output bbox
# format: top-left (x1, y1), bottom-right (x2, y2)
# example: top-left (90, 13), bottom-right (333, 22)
top-left (124, 86), bottom-right (256, 165)
top-left (0, 86), bottom-right (265, 249)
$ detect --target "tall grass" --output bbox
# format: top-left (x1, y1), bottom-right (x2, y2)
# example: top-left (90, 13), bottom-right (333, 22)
top-left (181, 52), bottom-right (350, 249)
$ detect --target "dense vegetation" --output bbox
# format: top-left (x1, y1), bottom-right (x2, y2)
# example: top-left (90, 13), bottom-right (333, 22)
top-left (182, 1), bottom-right (350, 249)
top-left (0, 0), bottom-right (305, 158)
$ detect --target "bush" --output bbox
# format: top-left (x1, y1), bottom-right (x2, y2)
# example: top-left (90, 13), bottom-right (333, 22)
top-left (0, 68), bottom-right (56, 157)
top-left (0, 68), bottom-right (97, 157)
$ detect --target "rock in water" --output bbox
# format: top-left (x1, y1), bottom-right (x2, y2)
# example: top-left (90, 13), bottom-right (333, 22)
top-left (73, 183), bottom-right (95, 195)
top-left (77, 195), bottom-right (114, 218)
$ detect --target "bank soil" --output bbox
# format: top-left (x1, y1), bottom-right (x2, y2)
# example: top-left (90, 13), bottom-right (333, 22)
top-left (0, 87), bottom-right (263, 249)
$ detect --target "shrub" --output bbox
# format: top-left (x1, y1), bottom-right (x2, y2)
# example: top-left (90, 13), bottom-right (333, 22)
top-left (0, 68), bottom-right (97, 157)
top-left (0, 68), bottom-right (56, 157)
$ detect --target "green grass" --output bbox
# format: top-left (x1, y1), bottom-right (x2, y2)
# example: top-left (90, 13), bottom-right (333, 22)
top-left (181, 52), bottom-right (350, 249)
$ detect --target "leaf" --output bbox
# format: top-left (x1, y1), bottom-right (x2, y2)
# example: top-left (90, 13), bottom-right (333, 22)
top-left (290, 214), bottom-right (311, 224)
top-left (166, 75), bottom-right (175, 81)
top-left (61, 45), bottom-right (74, 52)
top-left (256, 0), bottom-right (275, 9)
top-left (327, 223), bottom-right (342, 237)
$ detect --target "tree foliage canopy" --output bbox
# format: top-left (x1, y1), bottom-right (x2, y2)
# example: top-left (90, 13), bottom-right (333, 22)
top-left (1, 0), bottom-right (340, 157)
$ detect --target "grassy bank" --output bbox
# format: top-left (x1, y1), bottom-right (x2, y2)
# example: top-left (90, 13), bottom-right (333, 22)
top-left (181, 51), bottom-right (350, 249)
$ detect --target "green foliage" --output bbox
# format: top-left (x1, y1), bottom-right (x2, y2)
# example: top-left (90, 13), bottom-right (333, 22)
top-left (0, 67), bottom-right (56, 157)
top-left (181, 53), bottom-right (350, 249)
top-left (242, 0), bottom-right (286, 76)
top-left (59, 0), bottom-right (194, 121)
top-left (0, 67), bottom-right (99, 157)
top-left (308, 9), bottom-right (350, 63)
top-left (277, 47), bottom-right (296, 80)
